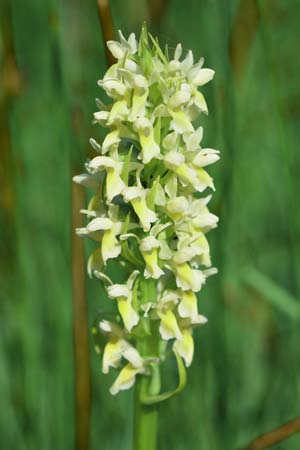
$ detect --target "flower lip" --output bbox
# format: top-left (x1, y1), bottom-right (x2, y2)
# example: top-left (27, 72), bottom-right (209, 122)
top-left (166, 196), bottom-right (189, 213)
top-left (98, 78), bottom-right (127, 97)
top-left (94, 111), bottom-right (109, 125)
top-left (87, 156), bottom-right (117, 172)
top-left (133, 117), bottom-right (152, 135)
top-left (139, 236), bottom-right (160, 252)
top-left (168, 90), bottom-right (191, 109)
top-left (164, 151), bottom-right (185, 168)
top-left (173, 247), bottom-right (197, 264)
top-left (190, 68), bottom-right (215, 86)
top-left (87, 217), bottom-right (112, 232)
top-left (122, 186), bottom-right (142, 202)
top-left (107, 284), bottom-right (129, 298)
top-left (192, 149), bottom-right (220, 168)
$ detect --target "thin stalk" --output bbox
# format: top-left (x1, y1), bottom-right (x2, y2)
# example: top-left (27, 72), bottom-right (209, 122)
top-left (134, 376), bottom-right (158, 450)
top-left (72, 179), bottom-right (91, 450)
top-left (133, 279), bottom-right (160, 450)
top-left (96, 0), bottom-right (116, 67)
top-left (238, 417), bottom-right (300, 450)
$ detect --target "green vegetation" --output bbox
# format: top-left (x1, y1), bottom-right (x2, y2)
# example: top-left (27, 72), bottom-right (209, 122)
top-left (1, 1), bottom-right (299, 449)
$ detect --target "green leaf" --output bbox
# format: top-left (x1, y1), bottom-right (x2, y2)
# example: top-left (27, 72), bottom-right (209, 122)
top-left (153, 117), bottom-right (161, 145)
top-left (132, 318), bottom-right (152, 338)
top-left (148, 33), bottom-right (168, 65)
top-left (121, 145), bottom-right (132, 185)
top-left (147, 176), bottom-right (160, 210)
top-left (121, 212), bottom-right (131, 234)
top-left (141, 350), bottom-right (187, 405)
top-left (241, 267), bottom-right (300, 320)
top-left (138, 22), bottom-right (153, 76)
top-left (121, 239), bottom-right (143, 268)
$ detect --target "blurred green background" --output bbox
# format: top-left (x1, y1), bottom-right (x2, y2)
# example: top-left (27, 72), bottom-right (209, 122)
top-left (1, 0), bottom-right (300, 449)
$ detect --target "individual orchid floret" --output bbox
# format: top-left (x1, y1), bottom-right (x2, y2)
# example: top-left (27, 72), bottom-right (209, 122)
top-left (166, 196), bottom-right (189, 223)
top-left (158, 310), bottom-right (183, 341)
top-left (142, 290), bottom-right (182, 342)
top-left (173, 328), bottom-right (194, 367)
top-left (110, 363), bottom-right (145, 396)
top-left (86, 155), bottom-right (125, 202)
top-left (164, 151), bottom-right (214, 193)
top-left (107, 30), bottom-right (138, 61)
top-left (76, 205), bottom-right (130, 264)
top-left (102, 336), bottom-right (140, 374)
top-left (99, 78), bottom-right (127, 99)
top-left (107, 99), bottom-right (130, 126)
top-left (173, 312), bottom-right (208, 368)
top-left (192, 148), bottom-right (220, 168)
top-left (100, 320), bottom-right (144, 374)
top-left (177, 290), bottom-right (199, 321)
top-left (123, 170), bottom-right (157, 232)
top-left (133, 118), bottom-right (160, 163)
top-left (73, 171), bottom-right (103, 189)
top-left (107, 271), bottom-right (140, 332)
top-left (169, 108), bottom-right (194, 135)
top-left (172, 261), bottom-right (206, 292)
top-left (139, 236), bottom-right (164, 279)
top-left (129, 74), bottom-right (149, 121)
top-left (183, 126), bottom-right (203, 151)
top-left (117, 70), bottom-right (149, 122)
top-left (80, 216), bottom-right (121, 263)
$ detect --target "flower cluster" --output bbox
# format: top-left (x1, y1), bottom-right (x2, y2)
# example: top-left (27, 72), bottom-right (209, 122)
top-left (74, 27), bottom-right (219, 397)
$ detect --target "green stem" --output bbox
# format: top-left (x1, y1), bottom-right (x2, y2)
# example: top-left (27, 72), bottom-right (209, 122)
top-left (133, 278), bottom-right (159, 450)
top-left (133, 375), bottom-right (158, 450)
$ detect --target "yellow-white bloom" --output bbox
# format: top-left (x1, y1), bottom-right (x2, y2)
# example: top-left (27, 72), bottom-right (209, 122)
top-left (158, 310), bottom-right (183, 341)
top-left (86, 156), bottom-right (125, 202)
top-left (177, 290), bottom-right (199, 320)
top-left (88, 217), bottom-right (121, 263)
top-left (173, 328), bottom-right (194, 367)
top-left (101, 332), bottom-right (143, 375)
top-left (173, 261), bottom-right (205, 292)
top-left (117, 69), bottom-right (149, 122)
top-left (110, 363), bottom-right (145, 395)
top-left (166, 196), bottom-right (189, 222)
top-left (107, 30), bottom-right (138, 60)
top-left (164, 151), bottom-right (215, 192)
top-left (73, 172), bottom-right (103, 189)
top-left (123, 185), bottom-right (157, 231)
top-left (99, 78), bottom-right (127, 99)
top-left (139, 236), bottom-right (164, 279)
top-left (192, 148), bottom-right (220, 168)
top-left (183, 126), bottom-right (203, 151)
top-left (133, 118), bottom-right (160, 163)
top-left (107, 271), bottom-right (140, 331)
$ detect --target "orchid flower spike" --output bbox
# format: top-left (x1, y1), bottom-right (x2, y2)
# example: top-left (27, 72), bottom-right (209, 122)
top-left (74, 24), bottom-right (219, 398)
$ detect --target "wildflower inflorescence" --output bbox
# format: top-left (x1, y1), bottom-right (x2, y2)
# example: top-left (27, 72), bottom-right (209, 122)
top-left (74, 27), bottom-right (219, 397)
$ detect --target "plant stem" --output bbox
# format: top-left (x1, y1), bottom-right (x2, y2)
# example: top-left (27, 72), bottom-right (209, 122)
top-left (133, 375), bottom-right (158, 450)
top-left (133, 278), bottom-right (159, 450)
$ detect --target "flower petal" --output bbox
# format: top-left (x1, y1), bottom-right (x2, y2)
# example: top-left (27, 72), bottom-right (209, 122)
top-left (178, 290), bottom-right (198, 319)
top-left (173, 329), bottom-right (194, 367)
top-left (159, 310), bottom-right (183, 341)
top-left (102, 229), bottom-right (121, 263)
top-left (174, 262), bottom-right (205, 292)
top-left (117, 298), bottom-right (139, 331)
top-left (110, 363), bottom-right (143, 395)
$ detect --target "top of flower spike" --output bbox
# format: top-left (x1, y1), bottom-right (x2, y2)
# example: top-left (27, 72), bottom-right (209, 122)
top-left (105, 24), bottom-right (215, 88)
top-left (107, 30), bottom-right (138, 59)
